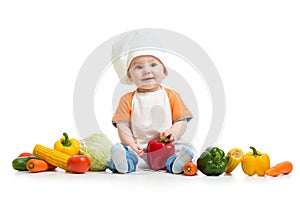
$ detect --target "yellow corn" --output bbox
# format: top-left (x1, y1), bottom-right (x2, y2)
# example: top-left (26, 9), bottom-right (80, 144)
top-left (225, 148), bottom-right (244, 173)
top-left (33, 144), bottom-right (71, 170)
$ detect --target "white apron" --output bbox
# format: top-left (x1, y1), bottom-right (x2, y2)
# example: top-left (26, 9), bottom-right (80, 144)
top-left (131, 87), bottom-right (173, 148)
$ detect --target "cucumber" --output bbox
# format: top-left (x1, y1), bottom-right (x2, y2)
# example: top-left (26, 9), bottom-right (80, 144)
top-left (12, 156), bottom-right (39, 171)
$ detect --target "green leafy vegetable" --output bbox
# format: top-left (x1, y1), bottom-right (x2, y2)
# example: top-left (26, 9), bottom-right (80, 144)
top-left (79, 133), bottom-right (112, 171)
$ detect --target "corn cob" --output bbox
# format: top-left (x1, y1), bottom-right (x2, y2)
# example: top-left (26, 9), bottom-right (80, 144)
top-left (33, 144), bottom-right (71, 170)
top-left (225, 148), bottom-right (244, 173)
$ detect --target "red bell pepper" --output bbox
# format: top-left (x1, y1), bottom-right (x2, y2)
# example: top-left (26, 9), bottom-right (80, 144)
top-left (146, 138), bottom-right (175, 170)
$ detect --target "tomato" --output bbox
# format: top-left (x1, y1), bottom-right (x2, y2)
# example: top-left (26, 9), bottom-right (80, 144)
top-left (183, 161), bottom-right (198, 176)
top-left (18, 152), bottom-right (34, 157)
top-left (67, 155), bottom-right (90, 174)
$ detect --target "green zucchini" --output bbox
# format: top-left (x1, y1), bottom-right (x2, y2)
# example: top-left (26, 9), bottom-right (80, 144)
top-left (12, 156), bottom-right (39, 171)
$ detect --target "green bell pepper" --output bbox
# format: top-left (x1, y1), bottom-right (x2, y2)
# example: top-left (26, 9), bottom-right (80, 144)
top-left (197, 146), bottom-right (228, 176)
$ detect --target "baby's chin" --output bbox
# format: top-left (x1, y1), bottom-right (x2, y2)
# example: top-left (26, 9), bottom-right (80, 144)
top-left (137, 83), bottom-right (162, 92)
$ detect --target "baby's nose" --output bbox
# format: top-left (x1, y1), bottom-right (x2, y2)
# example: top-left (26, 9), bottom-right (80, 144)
top-left (142, 65), bottom-right (152, 73)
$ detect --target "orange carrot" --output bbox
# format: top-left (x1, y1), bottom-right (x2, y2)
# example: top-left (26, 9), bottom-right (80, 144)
top-left (265, 161), bottom-right (293, 177)
top-left (183, 161), bottom-right (198, 176)
top-left (26, 159), bottom-right (57, 173)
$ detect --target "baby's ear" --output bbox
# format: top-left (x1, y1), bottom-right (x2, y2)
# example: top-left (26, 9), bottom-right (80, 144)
top-left (163, 65), bottom-right (168, 77)
top-left (164, 69), bottom-right (168, 77)
top-left (127, 72), bottom-right (132, 81)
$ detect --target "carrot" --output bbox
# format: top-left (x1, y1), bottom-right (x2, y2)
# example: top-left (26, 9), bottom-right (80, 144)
top-left (265, 161), bottom-right (293, 177)
top-left (183, 161), bottom-right (198, 176)
top-left (26, 159), bottom-right (57, 173)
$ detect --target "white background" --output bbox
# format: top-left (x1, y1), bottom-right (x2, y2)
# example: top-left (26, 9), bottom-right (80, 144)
top-left (1, 0), bottom-right (299, 199)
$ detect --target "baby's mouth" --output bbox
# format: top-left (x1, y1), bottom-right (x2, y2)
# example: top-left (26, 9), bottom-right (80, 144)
top-left (142, 77), bottom-right (155, 81)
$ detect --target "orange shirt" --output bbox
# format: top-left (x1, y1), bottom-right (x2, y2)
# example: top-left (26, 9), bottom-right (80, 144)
top-left (112, 87), bottom-right (192, 127)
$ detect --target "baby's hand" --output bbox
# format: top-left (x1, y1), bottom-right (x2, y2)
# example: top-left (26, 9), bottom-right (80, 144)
top-left (129, 142), bottom-right (144, 157)
top-left (160, 129), bottom-right (177, 144)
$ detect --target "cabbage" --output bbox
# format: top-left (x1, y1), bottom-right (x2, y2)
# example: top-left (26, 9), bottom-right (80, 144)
top-left (79, 133), bottom-right (113, 171)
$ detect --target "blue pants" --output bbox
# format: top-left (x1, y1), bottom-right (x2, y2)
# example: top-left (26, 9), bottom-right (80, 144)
top-left (108, 144), bottom-right (182, 174)
top-left (108, 145), bottom-right (139, 173)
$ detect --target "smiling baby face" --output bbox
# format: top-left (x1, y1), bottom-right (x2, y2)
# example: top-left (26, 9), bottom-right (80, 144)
top-left (127, 55), bottom-right (168, 92)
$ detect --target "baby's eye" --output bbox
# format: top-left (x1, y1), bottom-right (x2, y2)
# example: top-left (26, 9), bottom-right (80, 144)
top-left (135, 65), bottom-right (143, 70)
top-left (151, 63), bottom-right (158, 67)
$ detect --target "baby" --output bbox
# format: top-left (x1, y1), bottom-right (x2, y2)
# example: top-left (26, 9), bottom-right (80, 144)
top-left (109, 33), bottom-right (195, 174)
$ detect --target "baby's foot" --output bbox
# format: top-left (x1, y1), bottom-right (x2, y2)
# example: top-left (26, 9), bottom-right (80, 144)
top-left (172, 146), bottom-right (194, 174)
top-left (110, 143), bottom-right (128, 173)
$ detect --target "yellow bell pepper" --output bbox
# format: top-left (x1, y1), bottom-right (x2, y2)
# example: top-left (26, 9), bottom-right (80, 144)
top-left (241, 146), bottom-right (270, 176)
top-left (54, 132), bottom-right (80, 156)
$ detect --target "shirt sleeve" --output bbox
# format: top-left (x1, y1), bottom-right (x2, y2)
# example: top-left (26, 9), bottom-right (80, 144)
top-left (166, 88), bottom-right (193, 123)
top-left (112, 92), bottom-right (134, 127)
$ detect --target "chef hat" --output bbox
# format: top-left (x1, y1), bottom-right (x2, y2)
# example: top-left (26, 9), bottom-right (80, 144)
top-left (112, 30), bottom-right (167, 85)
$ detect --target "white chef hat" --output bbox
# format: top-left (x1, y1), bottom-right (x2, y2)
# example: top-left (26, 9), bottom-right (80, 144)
top-left (112, 30), bottom-right (167, 85)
